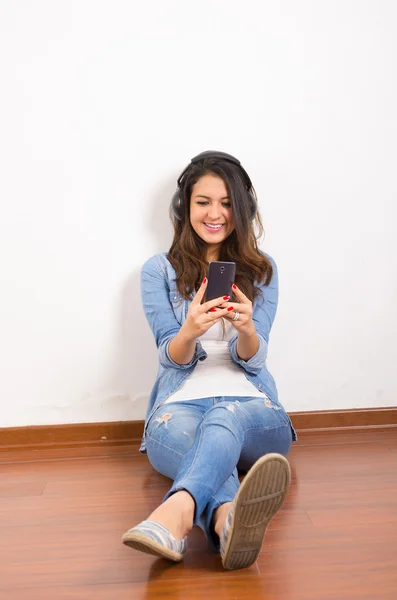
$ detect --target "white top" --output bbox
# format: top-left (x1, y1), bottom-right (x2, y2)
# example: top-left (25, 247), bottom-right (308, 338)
top-left (164, 319), bottom-right (268, 404)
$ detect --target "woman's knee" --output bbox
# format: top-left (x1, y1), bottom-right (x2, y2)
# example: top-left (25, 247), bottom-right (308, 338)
top-left (201, 402), bottom-right (245, 441)
top-left (238, 424), bottom-right (293, 472)
top-left (145, 409), bottom-right (200, 479)
top-left (146, 406), bottom-right (202, 455)
top-left (205, 400), bottom-right (243, 419)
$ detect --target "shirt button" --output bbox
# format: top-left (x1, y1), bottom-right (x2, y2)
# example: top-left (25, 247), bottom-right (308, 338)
top-left (173, 296), bottom-right (178, 301)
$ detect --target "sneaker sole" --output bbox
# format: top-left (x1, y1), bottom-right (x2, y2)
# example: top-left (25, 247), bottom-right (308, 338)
top-left (122, 531), bottom-right (184, 562)
top-left (222, 453), bottom-right (291, 571)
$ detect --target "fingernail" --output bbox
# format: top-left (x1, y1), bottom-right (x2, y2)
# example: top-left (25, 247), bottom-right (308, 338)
top-left (210, 307), bottom-right (217, 312)
top-left (232, 284), bottom-right (237, 290)
top-left (223, 295), bottom-right (230, 300)
top-left (227, 306), bottom-right (234, 312)
top-left (202, 277), bottom-right (207, 284)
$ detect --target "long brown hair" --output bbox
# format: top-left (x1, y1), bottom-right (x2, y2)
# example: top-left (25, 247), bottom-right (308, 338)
top-left (168, 156), bottom-right (273, 302)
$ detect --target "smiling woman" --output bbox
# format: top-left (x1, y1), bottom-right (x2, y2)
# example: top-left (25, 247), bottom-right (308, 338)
top-left (189, 174), bottom-right (234, 260)
top-left (167, 151), bottom-right (272, 303)
top-left (122, 151), bottom-right (296, 572)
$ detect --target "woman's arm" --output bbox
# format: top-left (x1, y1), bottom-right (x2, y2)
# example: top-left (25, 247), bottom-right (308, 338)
top-left (168, 328), bottom-right (197, 365)
top-left (228, 256), bottom-right (279, 373)
top-left (141, 256), bottom-right (199, 370)
top-left (236, 326), bottom-right (260, 362)
top-left (141, 256), bottom-right (231, 367)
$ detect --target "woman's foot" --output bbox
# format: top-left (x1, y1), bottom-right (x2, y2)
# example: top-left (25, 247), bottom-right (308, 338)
top-left (220, 453), bottom-right (291, 571)
top-left (122, 490), bottom-right (195, 561)
top-left (148, 490), bottom-right (195, 540)
top-left (122, 519), bottom-right (188, 562)
top-left (214, 501), bottom-right (233, 538)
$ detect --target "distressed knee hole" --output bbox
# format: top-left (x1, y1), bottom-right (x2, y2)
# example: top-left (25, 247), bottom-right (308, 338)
top-left (265, 399), bottom-right (281, 410)
top-left (155, 413), bottom-right (173, 425)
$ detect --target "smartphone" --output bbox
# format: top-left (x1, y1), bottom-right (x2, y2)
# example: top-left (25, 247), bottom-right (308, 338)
top-left (205, 261), bottom-right (236, 303)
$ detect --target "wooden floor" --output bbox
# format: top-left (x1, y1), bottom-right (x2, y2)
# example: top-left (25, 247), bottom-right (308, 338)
top-left (1, 428), bottom-right (397, 600)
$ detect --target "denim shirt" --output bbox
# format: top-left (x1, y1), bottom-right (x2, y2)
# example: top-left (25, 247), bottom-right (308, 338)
top-left (139, 252), bottom-right (296, 453)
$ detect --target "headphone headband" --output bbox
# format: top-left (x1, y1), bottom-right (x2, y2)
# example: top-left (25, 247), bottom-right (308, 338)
top-left (177, 150), bottom-right (253, 190)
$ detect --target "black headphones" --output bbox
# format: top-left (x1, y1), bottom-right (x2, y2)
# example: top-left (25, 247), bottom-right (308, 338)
top-left (170, 150), bottom-right (257, 221)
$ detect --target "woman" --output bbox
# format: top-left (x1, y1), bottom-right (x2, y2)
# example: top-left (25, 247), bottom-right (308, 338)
top-left (122, 151), bottom-right (297, 571)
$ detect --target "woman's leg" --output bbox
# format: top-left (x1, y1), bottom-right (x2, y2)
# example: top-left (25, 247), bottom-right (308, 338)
top-left (145, 399), bottom-right (240, 547)
top-left (207, 396), bottom-right (294, 549)
top-left (122, 399), bottom-right (214, 560)
top-left (142, 399), bottom-right (212, 540)
top-left (161, 400), bottom-right (251, 524)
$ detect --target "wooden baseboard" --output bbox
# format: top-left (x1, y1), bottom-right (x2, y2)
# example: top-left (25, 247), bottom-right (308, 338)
top-left (288, 406), bottom-right (397, 430)
top-left (0, 421), bottom-right (143, 453)
top-left (1, 407), bottom-right (397, 452)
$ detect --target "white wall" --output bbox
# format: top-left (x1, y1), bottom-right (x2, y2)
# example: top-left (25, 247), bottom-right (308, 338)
top-left (0, 1), bottom-right (396, 427)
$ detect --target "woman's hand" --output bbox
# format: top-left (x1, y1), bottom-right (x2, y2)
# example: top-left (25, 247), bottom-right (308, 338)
top-left (220, 283), bottom-right (259, 361)
top-left (180, 278), bottom-right (233, 341)
top-left (219, 284), bottom-right (256, 336)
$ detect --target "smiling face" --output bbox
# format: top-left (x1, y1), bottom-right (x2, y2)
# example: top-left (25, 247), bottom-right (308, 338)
top-left (189, 174), bottom-right (235, 260)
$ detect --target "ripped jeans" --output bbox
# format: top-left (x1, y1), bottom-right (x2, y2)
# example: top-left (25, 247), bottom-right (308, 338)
top-left (145, 396), bottom-right (294, 551)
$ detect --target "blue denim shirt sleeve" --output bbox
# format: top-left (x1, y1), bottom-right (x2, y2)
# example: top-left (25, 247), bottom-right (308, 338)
top-left (229, 256), bottom-right (279, 375)
top-left (141, 255), bottom-right (206, 370)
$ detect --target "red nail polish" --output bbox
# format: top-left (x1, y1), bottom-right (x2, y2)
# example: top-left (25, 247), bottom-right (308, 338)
top-left (232, 284), bottom-right (237, 290)
top-left (202, 277), bottom-right (207, 284)
top-left (227, 306), bottom-right (234, 312)
top-left (223, 295), bottom-right (230, 300)
top-left (210, 307), bottom-right (217, 312)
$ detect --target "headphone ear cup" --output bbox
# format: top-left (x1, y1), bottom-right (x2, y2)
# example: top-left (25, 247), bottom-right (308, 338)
top-left (170, 189), bottom-right (183, 221)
